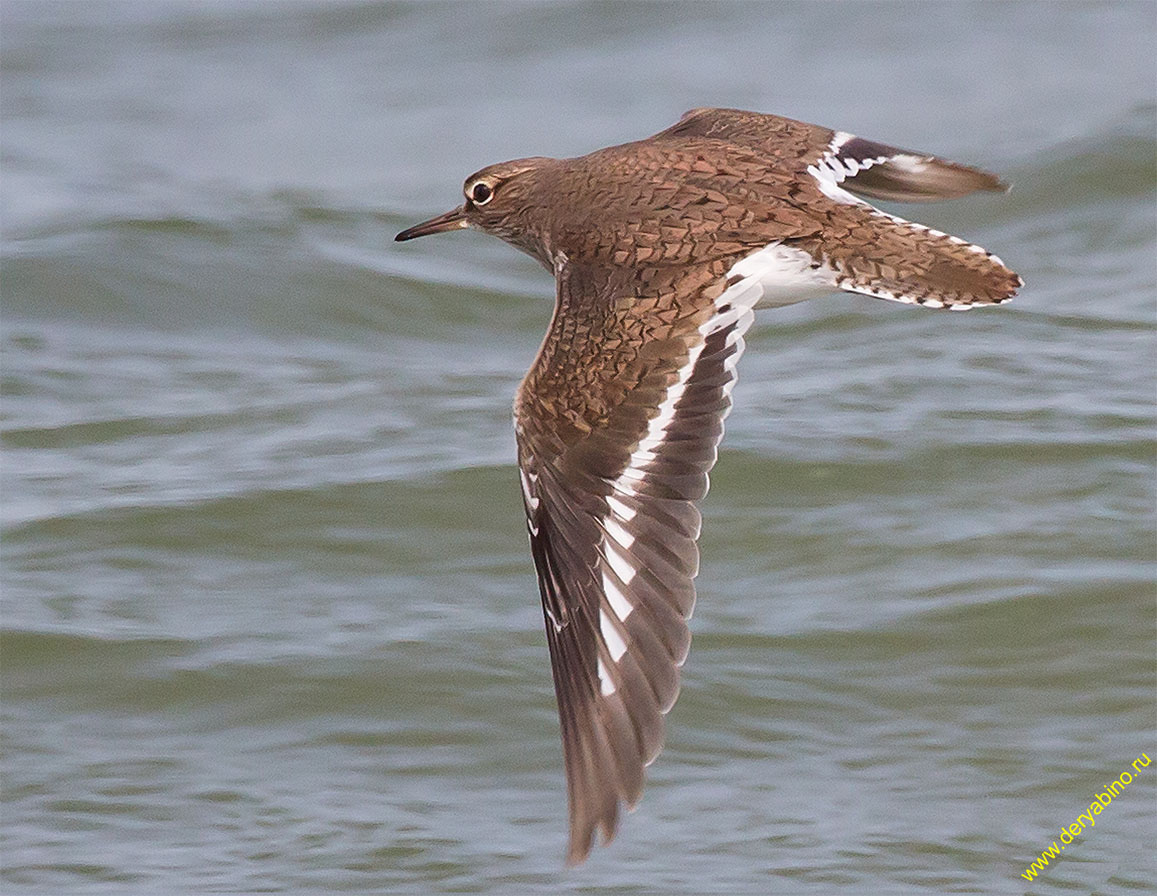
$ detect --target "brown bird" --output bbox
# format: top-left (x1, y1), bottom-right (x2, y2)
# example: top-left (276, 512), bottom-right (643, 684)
top-left (396, 108), bottom-right (1021, 863)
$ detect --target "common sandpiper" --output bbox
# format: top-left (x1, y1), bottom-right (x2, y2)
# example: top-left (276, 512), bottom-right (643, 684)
top-left (396, 108), bottom-right (1021, 863)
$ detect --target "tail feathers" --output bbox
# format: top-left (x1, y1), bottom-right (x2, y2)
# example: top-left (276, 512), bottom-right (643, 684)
top-left (804, 207), bottom-right (1022, 310)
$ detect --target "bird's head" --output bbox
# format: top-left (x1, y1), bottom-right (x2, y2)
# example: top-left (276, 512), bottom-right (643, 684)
top-left (396, 157), bottom-right (558, 267)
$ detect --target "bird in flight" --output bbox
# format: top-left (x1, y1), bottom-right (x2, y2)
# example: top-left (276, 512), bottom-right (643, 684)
top-left (396, 108), bottom-right (1021, 863)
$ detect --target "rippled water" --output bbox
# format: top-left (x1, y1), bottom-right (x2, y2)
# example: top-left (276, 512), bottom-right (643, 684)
top-left (2, 2), bottom-right (1155, 894)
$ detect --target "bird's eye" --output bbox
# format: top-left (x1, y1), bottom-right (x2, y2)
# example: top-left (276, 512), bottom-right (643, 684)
top-left (470, 182), bottom-right (493, 205)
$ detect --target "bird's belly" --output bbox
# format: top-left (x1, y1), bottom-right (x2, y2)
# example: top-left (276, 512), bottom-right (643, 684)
top-left (726, 241), bottom-right (840, 308)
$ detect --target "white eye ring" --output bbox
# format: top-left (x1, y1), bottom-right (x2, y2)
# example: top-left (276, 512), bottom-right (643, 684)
top-left (467, 181), bottom-right (494, 205)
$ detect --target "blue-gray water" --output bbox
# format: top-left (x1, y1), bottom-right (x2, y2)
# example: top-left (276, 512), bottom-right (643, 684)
top-left (2, 2), bottom-right (1154, 893)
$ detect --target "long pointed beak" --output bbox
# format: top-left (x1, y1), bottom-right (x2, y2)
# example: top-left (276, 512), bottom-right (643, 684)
top-left (395, 206), bottom-right (469, 241)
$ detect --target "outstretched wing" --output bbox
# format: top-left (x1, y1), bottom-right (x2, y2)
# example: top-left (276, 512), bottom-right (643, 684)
top-left (656, 107), bottom-right (1021, 309)
top-left (657, 107), bottom-right (1008, 202)
top-left (514, 256), bottom-right (764, 863)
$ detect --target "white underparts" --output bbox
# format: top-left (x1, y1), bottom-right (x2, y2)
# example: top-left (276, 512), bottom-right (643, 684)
top-left (727, 243), bottom-right (839, 308)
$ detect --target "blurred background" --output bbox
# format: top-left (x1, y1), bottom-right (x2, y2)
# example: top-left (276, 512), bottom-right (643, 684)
top-left (2, 2), bottom-right (1154, 893)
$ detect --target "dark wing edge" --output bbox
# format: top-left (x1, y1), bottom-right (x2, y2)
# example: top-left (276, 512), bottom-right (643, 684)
top-left (517, 275), bottom-right (760, 864)
top-left (657, 107), bottom-right (1009, 202)
top-left (817, 132), bottom-right (1009, 203)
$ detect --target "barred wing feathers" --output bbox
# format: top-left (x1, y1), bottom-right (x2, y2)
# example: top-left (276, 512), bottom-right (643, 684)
top-left (514, 258), bottom-right (761, 863)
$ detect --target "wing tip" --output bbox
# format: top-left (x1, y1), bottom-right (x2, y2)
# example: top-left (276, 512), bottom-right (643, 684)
top-left (832, 134), bottom-right (1015, 203)
top-left (565, 809), bottom-right (619, 866)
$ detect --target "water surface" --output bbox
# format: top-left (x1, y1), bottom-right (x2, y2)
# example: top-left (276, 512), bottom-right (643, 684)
top-left (2, 2), bottom-right (1155, 893)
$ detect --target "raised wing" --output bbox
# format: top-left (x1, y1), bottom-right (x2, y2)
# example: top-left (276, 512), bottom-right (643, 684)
top-left (657, 107), bottom-right (1008, 202)
top-left (656, 108), bottom-right (1019, 308)
top-left (514, 256), bottom-right (765, 863)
